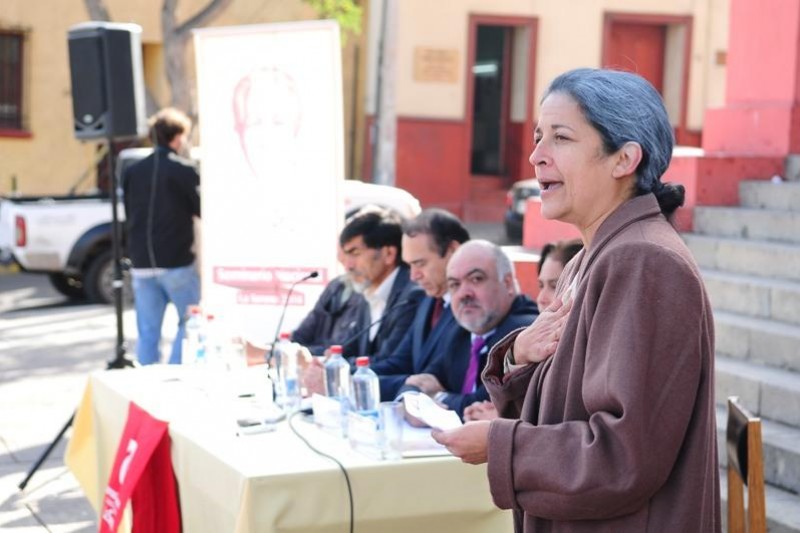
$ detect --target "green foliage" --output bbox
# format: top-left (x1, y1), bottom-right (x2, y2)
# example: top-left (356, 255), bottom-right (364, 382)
top-left (303, 0), bottom-right (362, 42)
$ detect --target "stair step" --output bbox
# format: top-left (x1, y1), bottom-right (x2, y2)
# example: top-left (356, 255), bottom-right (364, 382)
top-left (740, 180), bottom-right (800, 212)
top-left (719, 468), bottom-right (800, 533)
top-left (716, 355), bottom-right (800, 427)
top-left (716, 406), bottom-right (800, 495)
top-left (714, 310), bottom-right (800, 372)
top-left (701, 269), bottom-right (800, 326)
top-left (694, 206), bottom-right (800, 244)
top-left (684, 234), bottom-right (800, 282)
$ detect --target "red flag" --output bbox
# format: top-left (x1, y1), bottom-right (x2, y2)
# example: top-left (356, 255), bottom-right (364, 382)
top-left (99, 402), bottom-right (181, 533)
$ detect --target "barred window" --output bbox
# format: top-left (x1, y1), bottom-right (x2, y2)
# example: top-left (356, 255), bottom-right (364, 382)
top-left (0, 31), bottom-right (24, 131)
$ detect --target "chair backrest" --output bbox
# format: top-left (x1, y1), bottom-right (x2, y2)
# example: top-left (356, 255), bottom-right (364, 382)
top-left (726, 396), bottom-right (766, 533)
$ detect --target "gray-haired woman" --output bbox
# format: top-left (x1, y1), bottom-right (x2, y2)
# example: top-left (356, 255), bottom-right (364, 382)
top-left (433, 68), bottom-right (719, 532)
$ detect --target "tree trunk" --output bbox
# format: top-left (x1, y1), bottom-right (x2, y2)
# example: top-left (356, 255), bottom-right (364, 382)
top-left (162, 0), bottom-right (233, 118)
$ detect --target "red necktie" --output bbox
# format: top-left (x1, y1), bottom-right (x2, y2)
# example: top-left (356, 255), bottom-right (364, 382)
top-left (462, 335), bottom-right (487, 395)
top-left (430, 297), bottom-right (444, 329)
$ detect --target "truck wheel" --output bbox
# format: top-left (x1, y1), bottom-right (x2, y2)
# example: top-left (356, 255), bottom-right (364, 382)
top-left (85, 251), bottom-right (133, 305)
top-left (48, 273), bottom-right (87, 300)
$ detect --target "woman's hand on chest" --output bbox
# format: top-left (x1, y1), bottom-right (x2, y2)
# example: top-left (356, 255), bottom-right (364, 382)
top-left (512, 297), bottom-right (573, 365)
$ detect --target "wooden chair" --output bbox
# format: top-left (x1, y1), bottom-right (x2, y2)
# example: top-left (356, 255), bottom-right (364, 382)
top-left (726, 396), bottom-right (766, 533)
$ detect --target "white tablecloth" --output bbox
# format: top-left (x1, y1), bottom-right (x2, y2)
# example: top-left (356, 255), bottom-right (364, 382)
top-left (66, 365), bottom-right (511, 533)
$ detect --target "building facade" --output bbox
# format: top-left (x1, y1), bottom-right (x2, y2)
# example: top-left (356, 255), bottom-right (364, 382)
top-left (1, 0), bottom-right (732, 219)
top-left (362, 0), bottom-right (730, 219)
top-left (0, 0), bottom-right (367, 196)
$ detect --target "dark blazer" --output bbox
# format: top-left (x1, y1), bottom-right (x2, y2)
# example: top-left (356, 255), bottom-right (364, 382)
top-left (291, 275), bottom-right (366, 356)
top-left (423, 294), bottom-right (538, 418)
top-left (372, 295), bottom-right (461, 400)
top-left (358, 264), bottom-right (424, 361)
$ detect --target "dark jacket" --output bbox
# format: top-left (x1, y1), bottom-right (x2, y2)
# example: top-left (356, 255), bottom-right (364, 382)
top-left (372, 295), bottom-right (460, 400)
top-left (357, 264), bottom-right (425, 362)
top-left (420, 294), bottom-right (537, 418)
top-left (122, 146), bottom-right (200, 269)
top-left (291, 275), bottom-right (366, 356)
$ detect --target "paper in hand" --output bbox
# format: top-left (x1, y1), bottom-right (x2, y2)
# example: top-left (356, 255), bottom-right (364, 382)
top-left (400, 391), bottom-right (462, 431)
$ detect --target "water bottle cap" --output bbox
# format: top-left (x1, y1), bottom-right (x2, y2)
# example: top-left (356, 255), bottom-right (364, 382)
top-left (206, 314), bottom-right (215, 321)
top-left (279, 332), bottom-right (291, 340)
top-left (355, 356), bottom-right (370, 367)
top-left (329, 345), bottom-right (343, 355)
top-left (188, 305), bottom-right (201, 315)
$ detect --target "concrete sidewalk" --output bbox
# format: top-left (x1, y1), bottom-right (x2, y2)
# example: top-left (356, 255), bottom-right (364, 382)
top-left (0, 273), bottom-right (140, 532)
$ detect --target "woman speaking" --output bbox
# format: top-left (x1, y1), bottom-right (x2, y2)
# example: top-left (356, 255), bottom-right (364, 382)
top-left (433, 68), bottom-right (719, 532)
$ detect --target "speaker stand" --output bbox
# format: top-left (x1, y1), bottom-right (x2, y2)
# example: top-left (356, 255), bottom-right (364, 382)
top-left (17, 135), bottom-right (135, 492)
top-left (105, 134), bottom-right (135, 370)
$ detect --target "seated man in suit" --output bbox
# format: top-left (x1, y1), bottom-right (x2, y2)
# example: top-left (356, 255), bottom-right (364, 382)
top-left (299, 207), bottom-right (424, 366)
top-left (340, 207), bottom-right (425, 360)
top-left (401, 240), bottom-right (538, 419)
top-left (371, 208), bottom-right (470, 399)
top-left (299, 208), bottom-right (425, 395)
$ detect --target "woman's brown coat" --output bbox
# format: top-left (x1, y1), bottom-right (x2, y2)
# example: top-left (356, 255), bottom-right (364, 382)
top-left (484, 194), bottom-right (720, 532)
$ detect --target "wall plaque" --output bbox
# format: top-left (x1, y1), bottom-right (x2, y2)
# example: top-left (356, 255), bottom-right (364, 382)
top-left (413, 47), bottom-right (459, 83)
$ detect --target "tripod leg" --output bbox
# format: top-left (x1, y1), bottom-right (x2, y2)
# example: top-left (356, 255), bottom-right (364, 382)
top-left (17, 413), bottom-right (75, 491)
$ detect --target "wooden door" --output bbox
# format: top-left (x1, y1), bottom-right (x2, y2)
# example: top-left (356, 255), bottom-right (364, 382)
top-left (606, 22), bottom-right (666, 93)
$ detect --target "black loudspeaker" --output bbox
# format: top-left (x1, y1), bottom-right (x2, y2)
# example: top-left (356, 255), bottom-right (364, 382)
top-left (68, 22), bottom-right (147, 140)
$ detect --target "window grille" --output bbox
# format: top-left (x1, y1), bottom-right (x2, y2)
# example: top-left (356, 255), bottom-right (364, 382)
top-left (0, 32), bottom-right (25, 131)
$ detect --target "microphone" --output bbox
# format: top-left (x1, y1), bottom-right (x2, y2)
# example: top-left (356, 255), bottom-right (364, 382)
top-left (337, 297), bottom-right (417, 354)
top-left (269, 271), bottom-right (319, 365)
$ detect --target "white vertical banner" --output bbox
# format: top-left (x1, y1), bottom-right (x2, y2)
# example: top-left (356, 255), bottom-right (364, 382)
top-left (194, 21), bottom-right (344, 346)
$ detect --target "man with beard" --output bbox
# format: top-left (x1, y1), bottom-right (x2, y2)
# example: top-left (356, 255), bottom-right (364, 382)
top-left (301, 207), bottom-right (424, 361)
top-left (401, 240), bottom-right (538, 419)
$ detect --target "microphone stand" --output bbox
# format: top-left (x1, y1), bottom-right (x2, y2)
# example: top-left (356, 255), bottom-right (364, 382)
top-left (267, 271), bottom-right (319, 367)
top-left (336, 298), bottom-right (415, 357)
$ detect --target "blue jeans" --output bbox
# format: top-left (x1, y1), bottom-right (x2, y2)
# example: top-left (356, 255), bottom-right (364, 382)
top-left (132, 264), bottom-right (200, 365)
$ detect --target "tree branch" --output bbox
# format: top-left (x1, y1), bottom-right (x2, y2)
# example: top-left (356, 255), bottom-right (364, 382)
top-left (175, 0), bottom-right (234, 36)
top-left (83, 0), bottom-right (111, 21)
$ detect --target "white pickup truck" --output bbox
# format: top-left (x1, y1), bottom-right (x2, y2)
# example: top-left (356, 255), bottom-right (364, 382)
top-left (0, 149), bottom-right (421, 304)
top-left (0, 192), bottom-right (126, 303)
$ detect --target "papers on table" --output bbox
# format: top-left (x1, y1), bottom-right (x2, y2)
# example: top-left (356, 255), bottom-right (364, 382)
top-left (400, 391), bottom-right (463, 431)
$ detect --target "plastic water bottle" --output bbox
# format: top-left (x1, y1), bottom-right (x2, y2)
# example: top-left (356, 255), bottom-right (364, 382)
top-left (324, 345), bottom-right (352, 405)
top-left (324, 345), bottom-right (351, 400)
top-left (275, 332), bottom-right (301, 411)
top-left (184, 305), bottom-right (205, 365)
top-left (351, 357), bottom-right (380, 417)
top-left (324, 345), bottom-right (352, 436)
top-left (204, 314), bottom-right (225, 370)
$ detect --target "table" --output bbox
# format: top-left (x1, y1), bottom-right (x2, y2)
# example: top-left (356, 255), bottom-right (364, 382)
top-left (66, 365), bottom-right (511, 533)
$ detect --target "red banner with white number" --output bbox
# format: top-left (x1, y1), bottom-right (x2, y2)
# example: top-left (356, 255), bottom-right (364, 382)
top-left (99, 402), bottom-right (181, 533)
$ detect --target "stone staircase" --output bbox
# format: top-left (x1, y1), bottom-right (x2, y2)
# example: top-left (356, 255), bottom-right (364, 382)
top-left (684, 179), bottom-right (800, 532)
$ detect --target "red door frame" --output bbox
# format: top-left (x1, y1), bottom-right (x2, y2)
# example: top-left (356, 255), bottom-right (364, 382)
top-left (465, 14), bottom-right (537, 181)
top-left (601, 13), bottom-right (694, 144)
